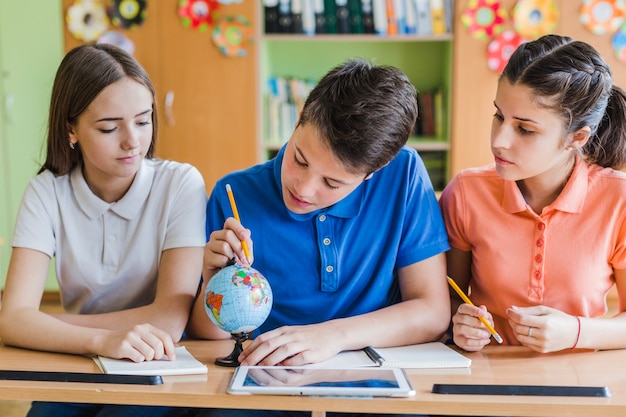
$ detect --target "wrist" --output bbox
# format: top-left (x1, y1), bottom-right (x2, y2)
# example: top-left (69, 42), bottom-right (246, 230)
top-left (572, 315), bottom-right (581, 349)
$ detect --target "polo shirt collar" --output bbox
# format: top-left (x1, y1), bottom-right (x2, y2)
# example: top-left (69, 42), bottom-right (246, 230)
top-left (71, 159), bottom-right (154, 220)
top-left (272, 144), bottom-right (364, 221)
top-left (502, 154), bottom-right (588, 214)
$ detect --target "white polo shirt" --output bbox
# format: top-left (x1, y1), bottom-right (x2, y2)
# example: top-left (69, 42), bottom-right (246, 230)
top-left (12, 159), bottom-right (207, 314)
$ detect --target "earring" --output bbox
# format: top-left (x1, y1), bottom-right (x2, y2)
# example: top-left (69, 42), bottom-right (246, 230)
top-left (69, 141), bottom-right (75, 150)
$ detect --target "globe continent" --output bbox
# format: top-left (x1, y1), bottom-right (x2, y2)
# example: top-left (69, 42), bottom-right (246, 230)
top-left (204, 264), bottom-right (273, 334)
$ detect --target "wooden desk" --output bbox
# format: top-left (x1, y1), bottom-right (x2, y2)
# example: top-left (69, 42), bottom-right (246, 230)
top-left (0, 340), bottom-right (624, 417)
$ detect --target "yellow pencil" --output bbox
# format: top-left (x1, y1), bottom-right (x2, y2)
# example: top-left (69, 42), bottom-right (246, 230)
top-left (447, 276), bottom-right (503, 344)
top-left (225, 184), bottom-right (251, 265)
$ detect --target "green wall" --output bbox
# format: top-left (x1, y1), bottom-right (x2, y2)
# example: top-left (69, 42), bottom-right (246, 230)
top-left (0, 1), bottom-right (64, 290)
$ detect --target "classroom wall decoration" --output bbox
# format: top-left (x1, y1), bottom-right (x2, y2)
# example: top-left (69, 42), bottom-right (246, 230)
top-left (461, 0), bottom-right (508, 40)
top-left (66, 0), bottom-right (110, 42)
top-left (107, 0), bottom-right (147, 29)
top-left (212, 15), bottom-right (253, 57)
top-left (579, 0), bottom-right (626, 62)
top-left (462, 0), bottom-right (564, 73)
top-left (511, 0), bottom-right (559, 38)
top-left (178, 0), bottom-right (221, 31)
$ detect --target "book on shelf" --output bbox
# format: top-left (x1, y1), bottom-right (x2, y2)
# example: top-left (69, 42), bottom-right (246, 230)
top-left (292, 0), bottom-right (305, 33)
top-left (306, 342), bottom-right (471, 369)
top-left (429, 0), bottom-right (446, 34)
top-left (324, 0), bottom-right (338, 33)
top-left (94, 346), bottom-right (208, 376)
top-left (414, 0), bottom-right (433, 35)
top-left (278, 0), bottom-right (294, 33)
top-left (361, 0), bottom-right (376, 33)
top-left (264, 0), bottom-right (280, 33)
top-left (262, 0), bottom-right (452, 35)
top-left (348, 0), bottom-right (364, 33)
top-left (336, 0), bottom-right (351, 33)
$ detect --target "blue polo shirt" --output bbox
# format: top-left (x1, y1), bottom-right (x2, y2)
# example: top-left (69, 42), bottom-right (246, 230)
top-left (206, 145), bottom-right (449, 334)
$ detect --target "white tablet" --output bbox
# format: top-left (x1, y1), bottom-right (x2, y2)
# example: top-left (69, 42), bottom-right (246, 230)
top-left (227, 365), bottom-right (416, 397)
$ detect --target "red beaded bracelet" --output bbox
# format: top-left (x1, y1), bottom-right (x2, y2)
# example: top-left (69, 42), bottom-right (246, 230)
top-left (572, 316), bottom-right (581, 349)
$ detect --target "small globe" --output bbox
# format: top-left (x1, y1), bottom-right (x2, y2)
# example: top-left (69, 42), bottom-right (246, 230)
top-left (204, 263), bottom-right (273, 335)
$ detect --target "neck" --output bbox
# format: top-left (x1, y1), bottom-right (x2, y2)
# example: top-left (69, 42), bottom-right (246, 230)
top-left (517, 156), bottom-right (576, 214)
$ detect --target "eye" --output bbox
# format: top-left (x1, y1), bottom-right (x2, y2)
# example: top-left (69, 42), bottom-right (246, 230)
top-left (518, 125), bottom-right (534, 135)
top-left (99, 127), bottom-right (117, 134)
top-left (492, 112), bottom-right (504, 122)
top-left (293, 154), bottom-right (307, 167)
top-left (324, 181), bottom-right (339, 190)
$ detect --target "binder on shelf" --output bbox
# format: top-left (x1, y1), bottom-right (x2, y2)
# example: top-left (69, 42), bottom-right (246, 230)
top-left (414, 0), bottom-right (432, 35)
top-left (277, 0), bottom-right (293, 33)
top-left (292, 0), bottom-right (305, 33)
top-left (302, 0), bottom-right (316, 35)
top-left (348, 0), bottom-right (364, 33)
top-left (394, 0), bottom-right (407, 34)
top-left (385, 0), bottom-right (398, 35)
top-left (404, 0), bottom-right (417, 34)
top-left (429, 0), bottom-right (446, 34)
top-left (324, 0), bottom-right (338, 33)
top-left (314, 0), bottom-right (326, 33)
top-left (361, 0), bottom-right (376, 33)
top-left (372, 0), bottom-right (388, 35)
top-left (336, 0), bottom-right (350, 33)
top-left (264, 0), bottom-right (280, 33)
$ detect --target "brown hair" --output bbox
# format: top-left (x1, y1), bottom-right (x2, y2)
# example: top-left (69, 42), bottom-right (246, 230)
top-left (40, 43), bottom-right (158, 175)
top-left (297, 58), bottom-right (418, 174)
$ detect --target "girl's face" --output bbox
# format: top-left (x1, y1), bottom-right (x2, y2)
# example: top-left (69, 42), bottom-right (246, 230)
top-left (281, 123), bottom-right (368, 214)
top-left (490, 79), bottom-right (573, 182)
top-left (68, 77), bottom-right (153, 202)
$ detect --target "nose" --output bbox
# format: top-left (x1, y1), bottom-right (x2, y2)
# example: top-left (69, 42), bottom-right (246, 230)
top-left (121, 125), bottom-right (141, 150)
top-left (293, 171), bottom-right (316, 198)
top-left (491, 121), bottom-right (512, 150)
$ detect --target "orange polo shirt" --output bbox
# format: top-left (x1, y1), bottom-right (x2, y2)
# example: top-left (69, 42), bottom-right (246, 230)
top-left (440, 156), bottom-right (626, 345)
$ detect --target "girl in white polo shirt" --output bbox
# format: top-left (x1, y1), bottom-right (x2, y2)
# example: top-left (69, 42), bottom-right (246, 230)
top-left (0, 44), bottom-right (206, 417)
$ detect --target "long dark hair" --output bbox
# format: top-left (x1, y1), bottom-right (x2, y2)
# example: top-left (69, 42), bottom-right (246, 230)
top-left (501, 34), bottom-right (626, 169)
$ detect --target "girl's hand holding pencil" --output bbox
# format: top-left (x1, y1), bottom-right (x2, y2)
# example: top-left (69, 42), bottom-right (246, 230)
top-left (447, 276), bottom-right (503, 351)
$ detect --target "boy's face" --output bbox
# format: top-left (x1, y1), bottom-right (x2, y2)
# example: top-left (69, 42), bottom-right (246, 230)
top-left (281, 124), bottom-right (368, 214)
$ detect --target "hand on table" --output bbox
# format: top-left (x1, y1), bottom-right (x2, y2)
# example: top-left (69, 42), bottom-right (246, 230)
top-left (95, 323), bottom-right (176, 362)
top-left (506, 305), bottom-right (579, 353)
top-left (239, 323), bottom-right (341, 366)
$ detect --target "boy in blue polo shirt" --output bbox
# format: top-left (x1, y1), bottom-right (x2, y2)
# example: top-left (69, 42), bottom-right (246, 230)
top-left (188, 59), bottom-right (450, 372)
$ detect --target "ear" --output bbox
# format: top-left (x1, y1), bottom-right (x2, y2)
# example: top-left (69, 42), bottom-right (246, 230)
top-left (67, 122), bottom-right (78, 146)
top-left (567, 126), bottom-right (591, 151)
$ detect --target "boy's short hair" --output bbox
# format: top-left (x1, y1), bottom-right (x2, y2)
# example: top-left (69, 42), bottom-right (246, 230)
top-left (298, 58), bottom-right (418, 175)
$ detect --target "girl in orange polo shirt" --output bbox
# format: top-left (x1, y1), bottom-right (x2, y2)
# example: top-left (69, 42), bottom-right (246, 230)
top-left (440, 34), bottom-right (626, 353)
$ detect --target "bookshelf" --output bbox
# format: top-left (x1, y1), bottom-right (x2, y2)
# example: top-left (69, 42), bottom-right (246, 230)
top-left (256, 4), bottom-right (454, 191)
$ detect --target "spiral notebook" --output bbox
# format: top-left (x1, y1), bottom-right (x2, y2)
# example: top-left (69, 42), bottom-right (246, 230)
top-left (308, 342), bottom-right (471, 369)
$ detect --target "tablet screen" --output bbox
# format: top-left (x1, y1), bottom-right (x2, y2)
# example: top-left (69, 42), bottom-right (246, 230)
top-left (228, 366), bottom-right (415, 397)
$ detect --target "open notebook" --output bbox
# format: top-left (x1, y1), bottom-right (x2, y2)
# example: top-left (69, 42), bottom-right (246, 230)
top-left (307, 342), bottom-right (471, 369)
top-left (94, 346), bottom-right (208, 376)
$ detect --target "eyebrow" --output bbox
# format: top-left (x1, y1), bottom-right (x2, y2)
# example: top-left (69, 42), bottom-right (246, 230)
top-left (95, 108), bottom-right (152, 122)
top-left (493, 101), bottom-right (539, 124)
top-left (294, 143), bottom-right (350, 186)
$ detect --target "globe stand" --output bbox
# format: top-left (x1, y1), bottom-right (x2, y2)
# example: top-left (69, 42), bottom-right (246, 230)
top-left (215, 332), bottom-right (249, 367)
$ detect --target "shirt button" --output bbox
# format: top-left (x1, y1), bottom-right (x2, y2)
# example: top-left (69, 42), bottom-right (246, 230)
top-left (538, 223), bottom-right (545, 231)
top-left (325, 265), bottom-right (334, 273)
top-left (108, 235), bottom-right (116, 242)
top-left (323, 238), bottom-right (331, 245)
top-left (319, 215), bottom-right (327, 222)
top-left (535, 254), bottom-right (543, 263)
top-left (536, 238), bottom-right (544, 247)
top-left (534, 270), bottom-right (541, 279)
